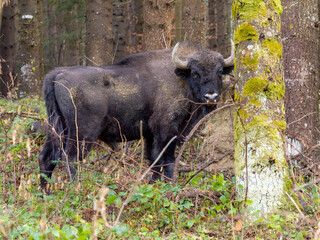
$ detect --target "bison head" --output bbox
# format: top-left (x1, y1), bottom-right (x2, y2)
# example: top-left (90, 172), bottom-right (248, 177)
top-left (172, 41), bottom-right (234, 112)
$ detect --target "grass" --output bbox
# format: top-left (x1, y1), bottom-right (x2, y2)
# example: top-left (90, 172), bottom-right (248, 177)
top-left (0, 96), bottom-right (319, 239)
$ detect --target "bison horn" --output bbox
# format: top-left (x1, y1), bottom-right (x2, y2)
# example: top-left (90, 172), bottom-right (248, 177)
top-left (172, 42), bottom-right (189, 70)
top-left (223, 40), bottom-right (235, 67)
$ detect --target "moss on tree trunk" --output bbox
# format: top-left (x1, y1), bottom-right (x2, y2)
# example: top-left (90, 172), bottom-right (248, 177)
top-left (233, 0), bottom-right (292, 216)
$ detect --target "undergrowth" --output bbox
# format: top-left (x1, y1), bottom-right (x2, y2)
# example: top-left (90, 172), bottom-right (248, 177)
top-left (0, 97), bottom-right (319, 239)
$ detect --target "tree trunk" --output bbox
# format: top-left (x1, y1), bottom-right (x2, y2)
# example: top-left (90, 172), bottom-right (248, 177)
top-left (43, 0), bottom-right (58, 71)
top-left (127, 0), bottom-right (143, 54)
top-left (208, 0), bottom-right (233, 56)
top-left (17, 0), bottom-right (43, 96)
top-left (43, 2), bottom-right (86, 69)
top-left (233, 0), bottom-right (291, 216)
top-left (181, 0), bottom-right (207, 46)
top-left (142, 0), bottom-right (174, 50)
top-left (61, 5), bottom-right (85, 66)
top-left (174, 0), bottom-right (182, 43)
top-left (281, 0), bottom-right (320, 165)
top-left (0, 0), bottom-right (18, 97)
top-left (0, 0), bottom-right (3, 27)
top-left (113, 0), bottom-right (131, 62)
top-left (86, 0), bottom-right (113, 65)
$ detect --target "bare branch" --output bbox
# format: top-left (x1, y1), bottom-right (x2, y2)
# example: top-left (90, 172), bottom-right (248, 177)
top-left (183, 151), bottom-right (233, 187)
top-left (173, 103), bottom-right (235, 183)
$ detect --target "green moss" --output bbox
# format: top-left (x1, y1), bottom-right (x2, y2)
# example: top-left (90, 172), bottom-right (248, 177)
top-left (234, 111), bottom-right (285, 175)
top-left (249, 98), bottom-right (263, 107)
top-left (232, 3), bottom-right (237, 20)
top-left (233, 0), bottom-right (267, 21)
top-left (265, 81), bottom-right (285, 100)
top-left (242, 76), bottom-right (284, 101)
top-left (238, 108), bottom-right (249, 120)
top-left (270, 0), bottom-right (283, 15)
top-left (241, 52), bottom-right (260, 70)
top-left (280, 171), bottom-right (296, 211)
top-left (275, 119), bottom-right (286, 130)
top-left (243, 77), bottom-right (268, 97)
top-left (263, 39), bottom-right (282, 58)
top-left (234, 91), bottom-right (240, 101)
top-left (274, 73), bottom-right (282, 83)
top-left (246, 115), bottom-right (281, 140)
top-left (235, 23), bottom-right (259, 45)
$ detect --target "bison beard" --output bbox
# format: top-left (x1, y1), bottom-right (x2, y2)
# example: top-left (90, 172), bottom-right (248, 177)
top-left (39, 41), bottom-right (234, 193)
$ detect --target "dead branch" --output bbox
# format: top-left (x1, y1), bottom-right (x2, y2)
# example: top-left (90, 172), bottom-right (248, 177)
top-left (182, 151), bottom-right (234, 187)
top-left (173, 103), bottom-right (235, 183)
top-left (0, 110), bottom-right (42, 120)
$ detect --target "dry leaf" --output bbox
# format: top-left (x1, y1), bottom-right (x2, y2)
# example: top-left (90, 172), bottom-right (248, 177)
top-left (234, 220), bottom-right (242, 232)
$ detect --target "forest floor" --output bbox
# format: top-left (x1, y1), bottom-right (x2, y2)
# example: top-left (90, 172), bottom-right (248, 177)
top-left (0, 97), bottom-right (319, 239)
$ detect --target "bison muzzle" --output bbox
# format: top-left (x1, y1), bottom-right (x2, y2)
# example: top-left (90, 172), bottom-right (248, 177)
top-left (39, 41), bottom-right (234, 192)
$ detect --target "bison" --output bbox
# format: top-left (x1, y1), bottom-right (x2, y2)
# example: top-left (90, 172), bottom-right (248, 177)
top-left (39, 41), bottom-right (234, 192)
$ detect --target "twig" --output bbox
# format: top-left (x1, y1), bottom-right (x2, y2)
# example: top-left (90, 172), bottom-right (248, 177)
top-left (139, 136), bottom-right (177, 182)
top-left (182, 151), bottom-right (233, 187)
top-left (292, 178), bottom-right (320, 192)
top-left (314, 221), bottom-right (320, 240)
top-left (83, 56), bottom-right (99, 66)
top-left (234, 102), bottom-right (249, 240)
top-left (112, 36), bottom-right (119, 64)
top-left (0, 110), bottom-right (42, 120)
top-left (173, 103), bottom-right (235, 183)
top-left (162, 32), bottom-right (168, 49)
top-left (139, 120), bottom-right (144, 177)
top-left (285, 192), bottom-right (305, 218)
top-left (107, 136), bottom-right (177, 239)
top-left (54, 81), bottom-right (79, 181)
top-left (285, 192), bottom-right (313, 233)
top-left (287, 111), bottom-right (317, 127)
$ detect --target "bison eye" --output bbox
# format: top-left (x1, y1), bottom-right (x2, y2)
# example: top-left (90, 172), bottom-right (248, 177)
top-left (191, 71), bottom-right (199, 79)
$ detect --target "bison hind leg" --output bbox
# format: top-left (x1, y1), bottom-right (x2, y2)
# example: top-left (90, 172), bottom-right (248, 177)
top-left (63, 138), bottom-right (94, 181)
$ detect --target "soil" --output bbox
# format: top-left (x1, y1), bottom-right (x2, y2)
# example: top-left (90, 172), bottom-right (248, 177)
top-left (198, 104), bottom-right (235, 173)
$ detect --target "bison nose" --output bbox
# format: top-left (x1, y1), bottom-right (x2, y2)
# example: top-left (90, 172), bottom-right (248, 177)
top-left (204, 93), bottom-right (219, 103)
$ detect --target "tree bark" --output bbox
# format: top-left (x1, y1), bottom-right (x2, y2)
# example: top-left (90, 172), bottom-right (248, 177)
top-left (0, 0), bottom-right (18, 97)
top-left (142, 0), bottom-right (174, 50)
top-left (43, 1), bottom-right (58, 71)
top-left (208, 0), bottom-right (233, 56)
top-left (43, 1), bottom-right (86, 69)
top-left (174, 0), bottom-right (182, 43)
top-left (281, 0), bottom-right (320, 165)
top-left (17, 0), bottom-right (43, 96)
top-left (181, 0), bottom-right (207, 46)
top-left (233, 0), bottom-right (291, 216)
top-left (61, 5), bottom-right (85, 66)
top-left (126, 0), bottom-right (143, 54)
top-left (86, 0), bottom-right (113, 65)
top-left (113, 0), bottom-right (131, 62)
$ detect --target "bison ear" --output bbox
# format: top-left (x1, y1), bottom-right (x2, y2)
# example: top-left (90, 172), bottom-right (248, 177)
top-left (223, 65), bottom-right (234, 75)
top-left (174, 68), bottom-right (190, 80)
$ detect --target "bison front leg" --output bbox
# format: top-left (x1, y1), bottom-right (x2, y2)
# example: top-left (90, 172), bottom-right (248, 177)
top-left (150, 137), bottom-right (177, 182)
top-left (162, 142), bottom-right (177, 180)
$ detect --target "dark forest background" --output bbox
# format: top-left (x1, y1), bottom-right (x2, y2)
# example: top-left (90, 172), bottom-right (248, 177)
top-left (0, 0), bottom-right (233, 98)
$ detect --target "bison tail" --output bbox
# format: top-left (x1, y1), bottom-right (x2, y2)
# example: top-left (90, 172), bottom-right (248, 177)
top-left (43, 70), bottom-right (67, 152)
